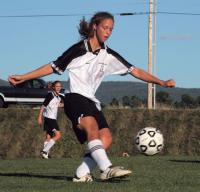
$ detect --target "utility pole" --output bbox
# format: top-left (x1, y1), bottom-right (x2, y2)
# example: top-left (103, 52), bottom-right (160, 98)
top-left (147, 0), bottom-right (154, 109)
top-left (119, 5), bottom-right (157, 109)
top-left (152, 0), bottom-right (157, 109)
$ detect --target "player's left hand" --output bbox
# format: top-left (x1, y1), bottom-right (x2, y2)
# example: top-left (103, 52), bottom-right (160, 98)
top-left (163, 79), bottom-right (175, 88)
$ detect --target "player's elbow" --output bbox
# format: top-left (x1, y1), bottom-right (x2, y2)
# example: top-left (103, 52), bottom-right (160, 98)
top-left (131, 67), bottom-right (141, 78)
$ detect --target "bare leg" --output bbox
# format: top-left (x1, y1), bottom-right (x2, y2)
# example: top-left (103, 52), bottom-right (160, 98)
top-left (76, 116), bottom-right (112, 176)
top-left (43, 130), bottom-right (61, 154)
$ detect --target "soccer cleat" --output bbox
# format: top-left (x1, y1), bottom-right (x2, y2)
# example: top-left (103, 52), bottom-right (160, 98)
top-left (40, 151), bottom-right (49, 159)
top-left (72, 174), bottom-right (93, 182)
top-left (100, 166), bottom-right (132, 180)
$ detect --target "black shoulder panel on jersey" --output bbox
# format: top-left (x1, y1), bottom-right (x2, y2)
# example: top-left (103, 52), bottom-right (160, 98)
top-left (107, 47), bottom-right (133, 68)
top-left (58, 93), bottom-right (65, 101)
top-left (53, 40), bottom-right (87, 71)
top-left (43, 92), bottom-right (54, 107)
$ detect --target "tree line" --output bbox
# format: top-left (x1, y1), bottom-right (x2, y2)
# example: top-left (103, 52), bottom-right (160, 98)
top-left (108, 91), bottom-right (200, 109)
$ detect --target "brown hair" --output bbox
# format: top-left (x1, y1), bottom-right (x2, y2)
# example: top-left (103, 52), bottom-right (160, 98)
top-left (78, 11), bottom-right (114, 39)
top-left (50, 80), bottom-right (62, 90)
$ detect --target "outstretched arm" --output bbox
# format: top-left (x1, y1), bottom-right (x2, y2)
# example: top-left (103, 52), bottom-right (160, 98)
top-left (38, 105), bottom-right (45, 126)
top-left (130, 67), bottom-right (175, 87)
top-left (8, 64), bottom-right (53, 86)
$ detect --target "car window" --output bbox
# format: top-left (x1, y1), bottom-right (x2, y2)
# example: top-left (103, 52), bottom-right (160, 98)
top-left (32, 79), bottom-right (43, 88)
top-left (26, 80), bottom-right (33, 88)
top-left (16, 81), bottom-right (28, 88)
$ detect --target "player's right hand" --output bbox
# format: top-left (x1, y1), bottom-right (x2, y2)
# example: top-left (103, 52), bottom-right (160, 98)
top-left (8, 75), bottom-right (25, 86)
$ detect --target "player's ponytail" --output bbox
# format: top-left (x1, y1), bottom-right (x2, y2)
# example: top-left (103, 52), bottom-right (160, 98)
top-left (47, 81), bottom-right (53, 89)
top-left (78, 17), bottom-right (90, 39)
top-left (78, 11), bottom-right (114, 39)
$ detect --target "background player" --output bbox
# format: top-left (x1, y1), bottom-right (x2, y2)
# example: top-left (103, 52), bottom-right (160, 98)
top-left (38, 80), bottom-right (64, 159)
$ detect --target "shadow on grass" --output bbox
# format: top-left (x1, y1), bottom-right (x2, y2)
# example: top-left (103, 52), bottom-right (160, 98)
top-left (169, 160), bottom-right (200, 164)
top-left (95, 178), bottom-right (130, 183)
top-left (0, 172), bottom-right (73, 181)
top-left (0, 172), bottom-right (130, 183)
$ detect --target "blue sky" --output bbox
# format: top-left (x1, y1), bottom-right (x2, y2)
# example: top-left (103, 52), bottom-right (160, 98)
top-left (1, 0), bottom-right (200, 88)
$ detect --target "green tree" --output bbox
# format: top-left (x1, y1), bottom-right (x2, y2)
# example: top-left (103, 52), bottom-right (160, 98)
top-left (110, 98), bottom-right (119, 106)
top-left (180, 94), bottom-right (195, 108)
top-left (130, 95), bottom-right (142, 108)
top-left (174, 101), bottom-right (181, 108)
top-left (156, 91), bottom-right (172, 104)
top-left (122, 96), bottom-right (130, 107)
top-left (195, 96), bottom-right (200, 107)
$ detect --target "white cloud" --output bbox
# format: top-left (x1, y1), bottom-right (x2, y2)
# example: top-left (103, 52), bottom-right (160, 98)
top-left (160, 34), bottom-right (193, 41)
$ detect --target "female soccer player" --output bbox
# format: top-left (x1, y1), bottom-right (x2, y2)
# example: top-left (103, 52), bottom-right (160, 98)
top-left (8, 11), bottom-right (175, 182)
top-left (38, 80), bottom-right (64, 159)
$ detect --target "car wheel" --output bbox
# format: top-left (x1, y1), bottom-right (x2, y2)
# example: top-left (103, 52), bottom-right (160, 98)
top-left (0, 98), bottom-right (5, 108)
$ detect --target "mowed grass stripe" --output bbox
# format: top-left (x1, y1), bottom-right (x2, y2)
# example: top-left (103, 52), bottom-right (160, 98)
top-left (0, 156), bottom-right (199, 192)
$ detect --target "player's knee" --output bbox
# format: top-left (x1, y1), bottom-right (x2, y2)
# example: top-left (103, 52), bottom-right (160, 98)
top-left (107, 135), bottom-right (112, 146)
top-left (54, 131), bottom-right (61, 141)
top-left (99, 128), bottom-right (112, 149)
top-left (57, 133), bottom-right (61, 140)
top-left (103, 135), bottom-right (112, 149)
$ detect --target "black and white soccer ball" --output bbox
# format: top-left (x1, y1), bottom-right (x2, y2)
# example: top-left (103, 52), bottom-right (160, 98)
top-left (135, 127), bottom-right (164, 156)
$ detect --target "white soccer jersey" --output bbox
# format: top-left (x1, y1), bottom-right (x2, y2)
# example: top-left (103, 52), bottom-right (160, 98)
top-left (51, 40), bottom-right (135, 107)
top-left (43, 92), bottom-right (62, 119)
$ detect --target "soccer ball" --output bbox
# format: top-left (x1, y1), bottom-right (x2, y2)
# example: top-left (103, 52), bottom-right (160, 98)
top-left (135, 127), bottom-right (164, 156)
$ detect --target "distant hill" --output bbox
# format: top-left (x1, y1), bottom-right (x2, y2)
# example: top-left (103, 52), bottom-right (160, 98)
top-left (61, 81), bottom-right (200, 104)
top-left (1, 79), bottom-right (200, 104)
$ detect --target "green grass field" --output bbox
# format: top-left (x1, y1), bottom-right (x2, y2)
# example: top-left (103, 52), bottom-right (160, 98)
top-left (0, 156), bottom-right (199, 192)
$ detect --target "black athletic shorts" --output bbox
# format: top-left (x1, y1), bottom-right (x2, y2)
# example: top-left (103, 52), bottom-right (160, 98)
top-left (43, 117), bottom-right (60, 137)
top-left (64, 93), bottom-right (109, 144)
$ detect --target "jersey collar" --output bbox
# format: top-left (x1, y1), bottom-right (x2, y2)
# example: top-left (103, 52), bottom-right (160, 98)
top-left (52, 91), bottom-right (59, 98)
top-left (84, 39), bottom-right (106, 55)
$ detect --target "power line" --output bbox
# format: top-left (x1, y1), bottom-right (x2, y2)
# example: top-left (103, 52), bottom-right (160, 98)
top-left (157, 11), bottom-right (200, 16)
top-left (0, 13), bottom-right (91, 18)
top-left (118, 11), bottom-right (200, 16)
top-left (0, 11), bottom-right (200, 18)
top-left (0, 12), bottom-right (143, 18)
